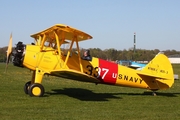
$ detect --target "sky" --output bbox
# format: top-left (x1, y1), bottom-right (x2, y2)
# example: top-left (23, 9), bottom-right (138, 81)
top-left (0, 0), bottom-right (180, 51)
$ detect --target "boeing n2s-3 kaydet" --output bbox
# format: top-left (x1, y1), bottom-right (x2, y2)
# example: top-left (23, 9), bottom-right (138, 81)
top-left (6, 24), bottom-right (174, 97)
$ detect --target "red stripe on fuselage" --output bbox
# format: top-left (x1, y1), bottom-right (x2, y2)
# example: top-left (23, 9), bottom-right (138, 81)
top-left (98, 59), bottom-right (118, 85)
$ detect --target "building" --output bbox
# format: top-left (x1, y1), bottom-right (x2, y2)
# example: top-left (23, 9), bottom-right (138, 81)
top-left (168, 54), bottom-right (180, 64)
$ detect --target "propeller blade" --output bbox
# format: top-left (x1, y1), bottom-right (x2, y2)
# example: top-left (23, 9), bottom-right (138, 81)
top-left (5, 33), bottom-right (13, 73)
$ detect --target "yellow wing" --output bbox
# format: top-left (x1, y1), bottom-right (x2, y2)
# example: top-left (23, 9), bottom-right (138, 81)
top-left (31, 24), bottom-right (92, 42)
top-left (50, 69), bottom-right (100, 83)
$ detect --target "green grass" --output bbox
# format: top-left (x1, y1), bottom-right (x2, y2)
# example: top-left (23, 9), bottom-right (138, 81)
top-left (0, 63), bottom-right (180, 120)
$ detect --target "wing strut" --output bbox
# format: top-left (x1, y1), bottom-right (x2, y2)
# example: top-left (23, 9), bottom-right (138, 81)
top-left (75, 36), bottom-right (83, 72)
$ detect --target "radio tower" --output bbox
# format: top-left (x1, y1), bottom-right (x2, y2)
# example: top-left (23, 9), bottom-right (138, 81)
top-left (133, 32), bottom-right (136, 54)
top-left (133, 32), bottom-right (136, 60)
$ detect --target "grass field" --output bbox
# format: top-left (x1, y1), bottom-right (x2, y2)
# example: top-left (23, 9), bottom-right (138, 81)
top-left (0, 63), bottom-right (180, 120)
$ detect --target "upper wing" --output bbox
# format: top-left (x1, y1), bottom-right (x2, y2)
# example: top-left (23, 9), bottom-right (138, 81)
top-left (31, 24), bottom-right (92, 42)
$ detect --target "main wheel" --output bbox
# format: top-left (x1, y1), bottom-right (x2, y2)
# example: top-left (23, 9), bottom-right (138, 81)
top-left (28, 83), bottom-right (45, 97)
top-left (24, 81), bottom-right (31, 94)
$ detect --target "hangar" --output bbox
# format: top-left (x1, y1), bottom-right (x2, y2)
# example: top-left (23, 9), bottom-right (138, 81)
top-left (168, 54), bottom-right (180, 80)
top-left (168, 54), bottom-right (180, 64)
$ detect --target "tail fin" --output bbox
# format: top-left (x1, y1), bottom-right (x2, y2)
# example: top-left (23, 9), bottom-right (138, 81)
top-left (138, 53), bottom-right (174, 89)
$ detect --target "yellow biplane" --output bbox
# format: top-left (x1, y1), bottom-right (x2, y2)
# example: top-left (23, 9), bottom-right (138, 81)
top-left (6, 24), bottom-right (174, 97)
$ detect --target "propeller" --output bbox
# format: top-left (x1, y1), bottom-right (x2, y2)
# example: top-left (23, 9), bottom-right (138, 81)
top-left (4, 33), bottom-right (13, 73)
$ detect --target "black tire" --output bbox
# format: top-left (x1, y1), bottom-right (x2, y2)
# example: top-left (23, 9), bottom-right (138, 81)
top-left (24, 81), bottom-right (31, 94)
top-left (28, 83), bottom-right (45, 97)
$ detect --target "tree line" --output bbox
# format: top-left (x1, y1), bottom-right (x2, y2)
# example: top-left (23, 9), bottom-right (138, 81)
top-left (88, 48), bottom-right (180, 61)
top-left (0, 46), bottom-right (180, 62)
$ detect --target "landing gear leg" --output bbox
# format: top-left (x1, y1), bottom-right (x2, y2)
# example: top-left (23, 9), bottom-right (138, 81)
top-left (27, 68), bottom-right (45, 97)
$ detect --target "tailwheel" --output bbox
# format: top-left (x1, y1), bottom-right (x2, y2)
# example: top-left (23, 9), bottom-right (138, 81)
top-left (28, 83), bottom-right (45, 97)
top-left (24, 81), bottom-right (31, 94)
